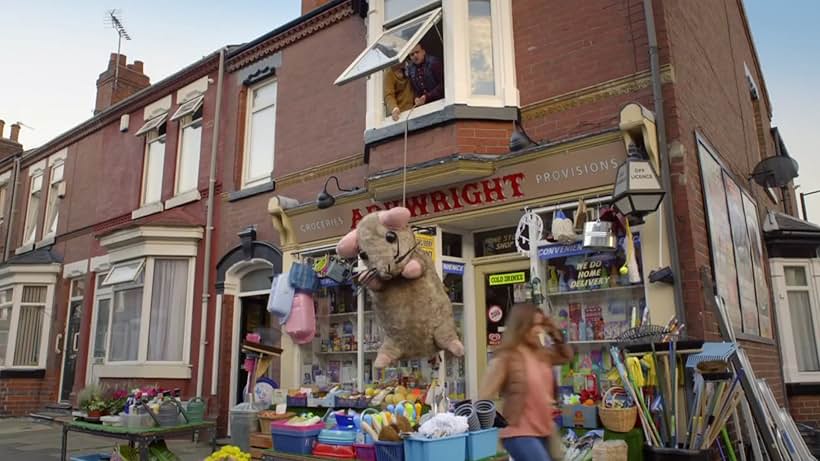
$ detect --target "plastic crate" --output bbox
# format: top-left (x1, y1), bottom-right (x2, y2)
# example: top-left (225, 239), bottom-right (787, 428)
top-left (318, 428), bottom-right (357, 446)
top-left (354, 443), bottom-right (377, 461)
top-left (287, 395), bottom-right (308, 407)
top-left (313, 443), bottom-right (356, 459)
top-left (375, 440), bottom-right (405, 461)
top-left (466, 428), bottom-right (499, 461)
top-left (271, 421), bottom-right (324, 455)
top-left (404, 433), bottom-right (467, 461)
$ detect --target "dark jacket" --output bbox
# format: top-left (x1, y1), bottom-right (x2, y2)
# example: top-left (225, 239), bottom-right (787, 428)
top-left (406, 55), bottom-right (444, 102)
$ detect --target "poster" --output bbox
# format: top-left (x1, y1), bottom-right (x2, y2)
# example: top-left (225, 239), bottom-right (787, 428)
top-left (742, 192), bottom-right (772, 338)
top-left (698, 143), bottom-right (742, 334)
top-left (415, 233), bottom-right (435, 262)
top-left (723, 173), bottom-right (759, 335)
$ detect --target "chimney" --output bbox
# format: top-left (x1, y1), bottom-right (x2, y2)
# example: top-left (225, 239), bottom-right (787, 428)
top-left (94, 53), bottom-right (151, 114)
top-left (0, 119), bottom-right (23, 160)
top-left (9, 124), bottom-right (20, 143)
top-left (302, 0), bottom-right (333, 14)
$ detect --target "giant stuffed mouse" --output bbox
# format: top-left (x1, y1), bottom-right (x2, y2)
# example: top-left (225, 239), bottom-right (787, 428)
top-left (336, 207), bottom-right (464, 368)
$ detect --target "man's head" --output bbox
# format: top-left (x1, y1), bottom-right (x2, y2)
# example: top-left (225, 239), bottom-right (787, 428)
top-left (409, 44), bottom-right (426, 65)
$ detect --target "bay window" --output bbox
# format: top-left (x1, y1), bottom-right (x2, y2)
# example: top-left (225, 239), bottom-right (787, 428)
top-left (336, 0), bottom-right (517, 131)
top-left (772, 259), bottom-right (820, 383)
top-left (91, 225), bottom-right (201, 379)
top-left (243, 79), bottom-right (277, 189)
top-left (0, 271), bottom-right (58, 370)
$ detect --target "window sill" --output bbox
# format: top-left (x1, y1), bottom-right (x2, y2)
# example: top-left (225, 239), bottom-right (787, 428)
top-left (94, 363), bottom-right (192, 380)
top-left (228, 180), bottom-right (275, 202)
top-left (364, 104), bottom-right (518, 147)
top-left (0, 368), bottom-right (46, 379)
top-left (36, 234), bottom-right (55, 249)
top-left (15, 243), bottom-right (34, 255)
top-left (165, 190), bottom-right (202, 210)
top-left (786, 382), bottom-right (820, 395)
top-left (131, 202), bottom-right (164, 220)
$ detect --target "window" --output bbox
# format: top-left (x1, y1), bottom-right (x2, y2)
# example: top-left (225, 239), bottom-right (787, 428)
top-left (174, 105), bottom-right (203, 195)
top-left (773, 259), bottom-right (820, 383)
top-left (0, 284), bottom-right (54, 369)
top-left (43, 160), bottom-right (65, 238)
top-left (0, 184), bottom-right (7, 224)
top-left (93, 257), bottom-right (191, 364)
top-left (22, 172), bottom-right (44, 245)
top-left (338, 0), bottom-right (516, 130)
top-left (243, 80), bottom-right (277, 188)
top-left (141, 124), bottom-right (167, 206)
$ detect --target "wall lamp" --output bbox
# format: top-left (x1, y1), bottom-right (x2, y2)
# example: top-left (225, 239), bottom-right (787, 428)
top-left (317, 176), bottom-right (359, 209)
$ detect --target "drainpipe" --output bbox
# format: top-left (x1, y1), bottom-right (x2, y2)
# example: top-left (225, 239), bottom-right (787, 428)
top-left (197, 48), bottom-right (226, 397)
top-left (643, 0), bottom-right (686, 324)
top-left (3, 155), bottom-right (21, 261)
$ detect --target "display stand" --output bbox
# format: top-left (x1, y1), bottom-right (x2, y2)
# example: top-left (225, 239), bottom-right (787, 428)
top-left (242, 341), bottom-right (283, 404)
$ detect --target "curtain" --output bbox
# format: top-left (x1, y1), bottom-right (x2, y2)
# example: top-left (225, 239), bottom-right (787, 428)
top-left (148, 259), bottom-right (189, 361)
top-left (787, 291), bottom-right (820, 372)
top-left (94, 299), bottom-right (111, 360)
top-left (109, 288), bottom-right (142, 361)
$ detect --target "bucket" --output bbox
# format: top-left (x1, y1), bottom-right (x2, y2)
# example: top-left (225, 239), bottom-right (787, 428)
top-left (230, 402), bottom-right (265, 452)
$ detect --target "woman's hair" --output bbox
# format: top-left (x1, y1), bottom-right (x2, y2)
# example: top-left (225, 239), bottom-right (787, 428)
top-left (497, 303), bottom-right (544, 353)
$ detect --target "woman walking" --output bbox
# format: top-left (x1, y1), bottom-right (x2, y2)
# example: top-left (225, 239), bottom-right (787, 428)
top-left (479, 303), bottom-right (573, 461)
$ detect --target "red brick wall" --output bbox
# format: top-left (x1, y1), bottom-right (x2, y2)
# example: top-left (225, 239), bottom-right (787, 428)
top-left (215, 294), bottom-right (235, 436)
top-left (789, 395), bottom-right (820, 427)
top-left (0, 377), bottom-right (57, 416)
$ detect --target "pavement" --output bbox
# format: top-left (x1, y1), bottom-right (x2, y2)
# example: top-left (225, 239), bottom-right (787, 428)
top-left (0, 417), bottom-right (213, 460)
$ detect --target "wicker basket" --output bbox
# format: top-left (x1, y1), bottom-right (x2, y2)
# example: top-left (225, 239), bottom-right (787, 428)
top-left (592, 440), bottom-right (628, 461)
top-left (598, 387), bottom-right (637, 433)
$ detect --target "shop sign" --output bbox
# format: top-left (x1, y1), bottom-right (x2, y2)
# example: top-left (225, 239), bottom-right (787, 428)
top-left (287, 140), bottom-right (626, 244)
top-left (538, 242), bottom-right (587, 260)
top-left (415, 233), bottom-right (435, 262)
top-left (475, 227), bottom-right (517, 257)
top-left (442, 261), bottom-right (465, 275)
top-left (489, 271), bottom-right (526, 286)
top-left (570, 260), bottom-right (610, 290)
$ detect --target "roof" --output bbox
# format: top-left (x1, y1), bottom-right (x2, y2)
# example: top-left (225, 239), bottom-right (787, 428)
top-left (763, 210), bottom-right (820, 234)
top-left (1, 247), bottom-right (62, 266)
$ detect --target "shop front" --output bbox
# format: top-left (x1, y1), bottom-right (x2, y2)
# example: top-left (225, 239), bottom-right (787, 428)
top-left (268, 108), bottom-right (676, 400)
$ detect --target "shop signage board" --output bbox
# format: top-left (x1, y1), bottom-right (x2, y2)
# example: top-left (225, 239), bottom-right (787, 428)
top-left (287, 139), bottom-right (627, 244)
top-left (488, 271), bottom-right (526, 286)
top-left (415, 233), bottom-right (435, 262)
top-left (442, 261), bottom-right (465, 275)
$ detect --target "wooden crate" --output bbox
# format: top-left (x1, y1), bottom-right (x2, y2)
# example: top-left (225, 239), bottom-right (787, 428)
top-left (250, 431), bottom-right (273, 449)
top-left (250, 446), bottom-right (265, 460)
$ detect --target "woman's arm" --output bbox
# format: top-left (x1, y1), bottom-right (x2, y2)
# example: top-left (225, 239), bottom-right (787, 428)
top-left (544, 317), bottom-right (574, 365)
top-left (478, 356), bottom-right (508, 400)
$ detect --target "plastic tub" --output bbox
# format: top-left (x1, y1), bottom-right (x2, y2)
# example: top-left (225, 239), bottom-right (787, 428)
top-left (466, 428), bottom-right (499, 461)
top-left (375, 440), bottom-right (404, 461)
top-left (313, 443), bottom-right (356, 459)
top-left (318, 428), bottom-right (357, 446)
top-left (354, 443), bottom-right (376, 461)
top-left (404, 433), bottom-right (467, 461)
top-left (271, 421), bottom-right (325, 455)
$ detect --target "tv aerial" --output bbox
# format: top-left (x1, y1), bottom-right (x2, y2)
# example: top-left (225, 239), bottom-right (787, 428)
top-left (105, 9), bottom-right (132, 90)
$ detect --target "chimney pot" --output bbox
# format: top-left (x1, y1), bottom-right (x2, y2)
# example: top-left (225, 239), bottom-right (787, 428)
top-left (0, 120), bottom-right (4, 138)
top-left (9, 124), bottom-right (21, 143)
top-left (133, 60), bottom-right (144, 73)
top-left (118, 54), bottom-right (127, 65)
top-left (302, 0), bottom-right (332, 14)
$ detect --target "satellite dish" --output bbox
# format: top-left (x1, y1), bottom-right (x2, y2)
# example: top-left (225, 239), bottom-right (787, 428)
top-left (750, 155), bottom-right (799, 188)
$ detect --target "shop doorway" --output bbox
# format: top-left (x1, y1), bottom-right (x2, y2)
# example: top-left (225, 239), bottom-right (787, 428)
top-left (474, 260), bottom-right (530, 382)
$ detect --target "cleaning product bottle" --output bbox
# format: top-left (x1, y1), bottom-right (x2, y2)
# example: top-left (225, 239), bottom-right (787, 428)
top-left (547, 267), bottom-right (559, 293)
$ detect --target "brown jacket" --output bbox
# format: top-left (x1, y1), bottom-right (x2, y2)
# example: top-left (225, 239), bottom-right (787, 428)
top-left (479, 340), bottom-right (572, 425)
top-left (383, 68), bottom-right (414, 113)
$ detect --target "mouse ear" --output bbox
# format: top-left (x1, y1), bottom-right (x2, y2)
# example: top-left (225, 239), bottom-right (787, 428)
top-left (336, 229), bottom-right (359, 258)
top-left (379, 207), bottom-right (411, 230)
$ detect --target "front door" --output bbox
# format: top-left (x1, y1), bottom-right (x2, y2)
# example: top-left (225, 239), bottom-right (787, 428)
top-left (474, 260), bottom-right (530, 382)
top-left (60, 299), bottom-right (82, 402)
top-left (236, 294), bottom-right (273, 404)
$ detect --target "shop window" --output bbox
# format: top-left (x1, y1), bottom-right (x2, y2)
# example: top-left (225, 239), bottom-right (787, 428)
top-left (0, 284), bottom-right (54, 369)
top-left (474, 227), bottom-right (516, 257)
top-left (22, 171), bottom-right (44, 246)
top-left (173, 104), bottom-right (203, 195)
top-left (442, 232), bottom-right (462, 257)
top-left (141, 123), bottom-right (167, 206)
top-left (243, 79), bottom-right (277, 189)
top-left (337, 0), bottom-right (517, 131)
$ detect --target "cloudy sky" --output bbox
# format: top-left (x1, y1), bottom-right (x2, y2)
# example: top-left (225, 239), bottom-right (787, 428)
top-left (0, 1), bottom-right (817, 220)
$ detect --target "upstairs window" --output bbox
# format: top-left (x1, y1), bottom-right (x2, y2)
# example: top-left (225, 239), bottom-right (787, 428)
top-left (0, 170), bottom-right (10, 224)
top-left (141, 122), bottom-right (167, 206)
top-left (43, 156), bottom-right (66, 238)
top-left (336, 0), bottom-right (516, 131)
top-left (172, 99), bottom-right (203, 195)
top-left (22, 170), bottom-right (44, 246)
top-left (243, 79), bottom-right (277, 189)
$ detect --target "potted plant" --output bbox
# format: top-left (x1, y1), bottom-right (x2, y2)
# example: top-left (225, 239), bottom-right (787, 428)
top-left (84, 398), bottom-right (108, 419)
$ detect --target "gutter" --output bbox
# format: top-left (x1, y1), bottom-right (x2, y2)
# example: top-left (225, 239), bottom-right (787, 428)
top-left (197, 47), bottom-right (226, 398)
top-left (643, 0), bottom-right (686, 324)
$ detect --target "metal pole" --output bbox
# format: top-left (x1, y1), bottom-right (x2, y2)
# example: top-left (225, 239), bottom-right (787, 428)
top-left (801, 192), bottom-right (808, 221)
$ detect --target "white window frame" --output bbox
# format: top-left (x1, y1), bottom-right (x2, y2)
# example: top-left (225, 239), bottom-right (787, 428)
top-left (89, 226), bottom-right (202, 379)
top-left (0, 170), bottom-right (11, 224)
top-left (141, 127), bottom-right (167, 206)
top-left (173, 105), bottom-right (203, 196)
top-left (21, 160), bottom-right (47, 247)
top-left (43, 150), bottom-right (67, 240)
top-left (90, 271), bottom-right (111, 366)
top-left (0, 264), bottom-right (60, 370)
top-left (771, 258), bottom-right (820, 383)
top-left (242, 79), bottom-right (278, 189)
top-left (350, 0), bottom-right (517, 131)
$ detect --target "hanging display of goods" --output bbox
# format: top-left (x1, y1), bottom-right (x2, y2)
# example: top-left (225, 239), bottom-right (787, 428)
top-left (582, 220), bottom-right (617, 251)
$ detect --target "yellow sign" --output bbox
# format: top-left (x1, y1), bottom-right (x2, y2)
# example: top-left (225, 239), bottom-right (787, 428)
top-left (415, 233), bottom-right (435, 262)
top-left (489, 272), bottom-right (526, 286)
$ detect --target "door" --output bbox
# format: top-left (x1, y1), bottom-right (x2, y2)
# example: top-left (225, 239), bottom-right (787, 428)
top-left (236, 294), bottom-right (276, 404)
top-left (60, 299), bottom-right (82, 402)
top-left (474, 260), bottom-right (530, 383)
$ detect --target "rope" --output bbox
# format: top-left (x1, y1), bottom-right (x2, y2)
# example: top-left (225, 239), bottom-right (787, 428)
top-left (402, 105), bottom-right (417, 207)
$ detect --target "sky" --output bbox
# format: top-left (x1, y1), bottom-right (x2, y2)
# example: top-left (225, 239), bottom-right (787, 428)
top-left (0, 1), bottom-right (818, 220)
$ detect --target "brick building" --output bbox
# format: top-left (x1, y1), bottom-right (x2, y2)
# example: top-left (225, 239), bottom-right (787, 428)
top-left (1, 0), bottom-right (815, 446)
